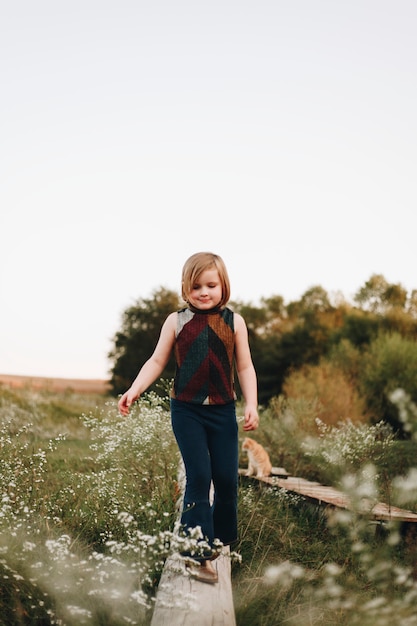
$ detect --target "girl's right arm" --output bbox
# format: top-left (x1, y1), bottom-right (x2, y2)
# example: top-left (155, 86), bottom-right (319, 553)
top-left (117, 312), bottom-right (177, 415)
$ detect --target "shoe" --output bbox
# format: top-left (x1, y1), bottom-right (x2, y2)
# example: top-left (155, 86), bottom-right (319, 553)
top-left (186, 560), bottom-right (218, 584)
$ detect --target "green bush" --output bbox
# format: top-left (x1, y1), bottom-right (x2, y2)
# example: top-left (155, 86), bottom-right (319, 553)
top-left (359, 333), bottom-right (417, 433)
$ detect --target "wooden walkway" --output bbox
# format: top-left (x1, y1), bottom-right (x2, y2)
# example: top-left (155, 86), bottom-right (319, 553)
top-left (151, 462), bottom-right (236, 626)
top-left (150, 546), bottom-right (235, 626)
top-left (239, 468), bottom-right (417, 523)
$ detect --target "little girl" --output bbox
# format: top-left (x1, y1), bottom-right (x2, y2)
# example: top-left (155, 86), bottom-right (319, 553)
top-left (118, 252), bottom-right (259, 583)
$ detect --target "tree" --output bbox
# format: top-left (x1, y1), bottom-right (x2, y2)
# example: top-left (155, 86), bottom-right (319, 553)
top-left (332, 310), bottom-right (381, 348)
top-left (407, 290), bottom-right (417, 318)
top-left (231, 300), bottom-right (268, 336)
top-left (359, 332), bottom-right (417, 435)
top-left (384, 283), bottom-right (407, 309)
top-left (108, 287), bottom-right (181, 395)
top-left (233, 295), bottom-right (288, 335)
top-left (260, 295), bottom-right (286, 331)
top-left (354, 274), bottom-right (389, 313)
top-left (354, 274), bottom-right (407, 314)
top-left (299, 285), bottom-right (331, 313)
top-left (107, 279), bottom-right (417, 411)
top-left (252, 318), bottom-right (332, 405)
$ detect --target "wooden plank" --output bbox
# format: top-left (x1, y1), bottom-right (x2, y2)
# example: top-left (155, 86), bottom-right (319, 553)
top-left (150, 546), bottom-right (236, 626)
top-left (151, 462), bottom-right (236, 626)
top-left (271, 467), bottom-right (290, 478)
top-left (239, 469), bottom-right (417, 523)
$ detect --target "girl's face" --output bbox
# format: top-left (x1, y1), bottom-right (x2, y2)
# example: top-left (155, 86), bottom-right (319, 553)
top-left (187, 268), bottom-right (223, 310)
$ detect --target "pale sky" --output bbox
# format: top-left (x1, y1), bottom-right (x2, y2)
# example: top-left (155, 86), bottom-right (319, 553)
top-left (1, 1), bottom-right (416, 380)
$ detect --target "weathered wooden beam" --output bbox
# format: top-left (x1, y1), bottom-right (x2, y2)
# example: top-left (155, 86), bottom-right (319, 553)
top-left (239, 469), bottom-right (417, 523)
top-left (151, 462), bottom-right (236, 625)
top-left (150, 546), bottom-right (236, 626)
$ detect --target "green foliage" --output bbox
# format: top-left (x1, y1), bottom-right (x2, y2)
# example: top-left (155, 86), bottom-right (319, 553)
top-left (0, 384), bottom-right (106, 439)
top-left (381, 308), bottom-right (417, 339)
top-left (282, 360), bottom-right (368, 426)
top-left (407, 290), bottom-right (417, 318)
top-left (359, 333), bottom-right (417, 433)
top-left (236, 400), bottom-right (417, 626)
top-left (234, 484), bottom-right (337, 625)
top-left (299, 285), bottom-right (331, 312)
top-left (332, 309), bottom-right (381, 348)
top-left (354, 274), bottom-right (408, 314)
top-left (108, 286), bottom-right (181, 395)
top-left (258, 395), bottom-right (323, 478)
top-left (302, 419), bottom-right (396, 487)
top-left (0, 389), bottom-right (181, 624)
top-left (107, 275), bottom-right (417, 408)
top-left (2, 386), bottom-right (417, 624)
top-left (327, 338), bottom-right (363, 382)
top-left (234, 475), bottom-right (417, 625)
top-left (77, 392), bottom-right (180, 540)
top-left (252, 320), bottom-right (332, 405)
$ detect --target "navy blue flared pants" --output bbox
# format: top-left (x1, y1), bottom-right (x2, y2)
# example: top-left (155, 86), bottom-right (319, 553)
top-left (170, 399), bottom-right (238, 553)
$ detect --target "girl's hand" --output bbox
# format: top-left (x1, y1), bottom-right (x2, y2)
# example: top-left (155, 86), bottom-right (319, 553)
top-left (118, 389), bottom-right (138, 416)
top-left (243, 406), bottom-right (259, 431)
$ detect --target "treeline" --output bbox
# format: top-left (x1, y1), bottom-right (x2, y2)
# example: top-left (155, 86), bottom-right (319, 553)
top-left (108, 274), bottom-right (417, 435)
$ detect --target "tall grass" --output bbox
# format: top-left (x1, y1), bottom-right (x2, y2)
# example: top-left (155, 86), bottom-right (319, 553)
top-left (233, 390), bottom-right (417, 625)
top-left (0, 386), bottom-right (180, 625)
top-left (1, 385), bottom-right (417, 624)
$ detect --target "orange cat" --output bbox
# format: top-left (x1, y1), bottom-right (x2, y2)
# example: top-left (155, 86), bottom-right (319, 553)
top-left (242, 437), bottom-right (272, 478)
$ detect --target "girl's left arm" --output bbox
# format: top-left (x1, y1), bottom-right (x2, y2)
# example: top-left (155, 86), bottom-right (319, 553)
top-left (234, 313), bottom-right (259, 431)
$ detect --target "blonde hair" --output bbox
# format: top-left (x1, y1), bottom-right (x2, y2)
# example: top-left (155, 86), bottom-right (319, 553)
top-left (181, 252), bottom-right (231, 307)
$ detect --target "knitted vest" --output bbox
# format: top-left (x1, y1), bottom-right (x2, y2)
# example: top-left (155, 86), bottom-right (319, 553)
top-left (171, 306), bottom-right (236, 405)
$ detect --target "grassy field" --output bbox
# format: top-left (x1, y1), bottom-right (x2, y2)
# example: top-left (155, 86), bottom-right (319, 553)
top-left (2, 379), bottom-right (417, 625)
top-left (0, 373), bottom-right (110, 395)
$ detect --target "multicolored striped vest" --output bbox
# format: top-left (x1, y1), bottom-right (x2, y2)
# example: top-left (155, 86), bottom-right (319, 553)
top-left (171, 306), bottom-right (236, 405)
